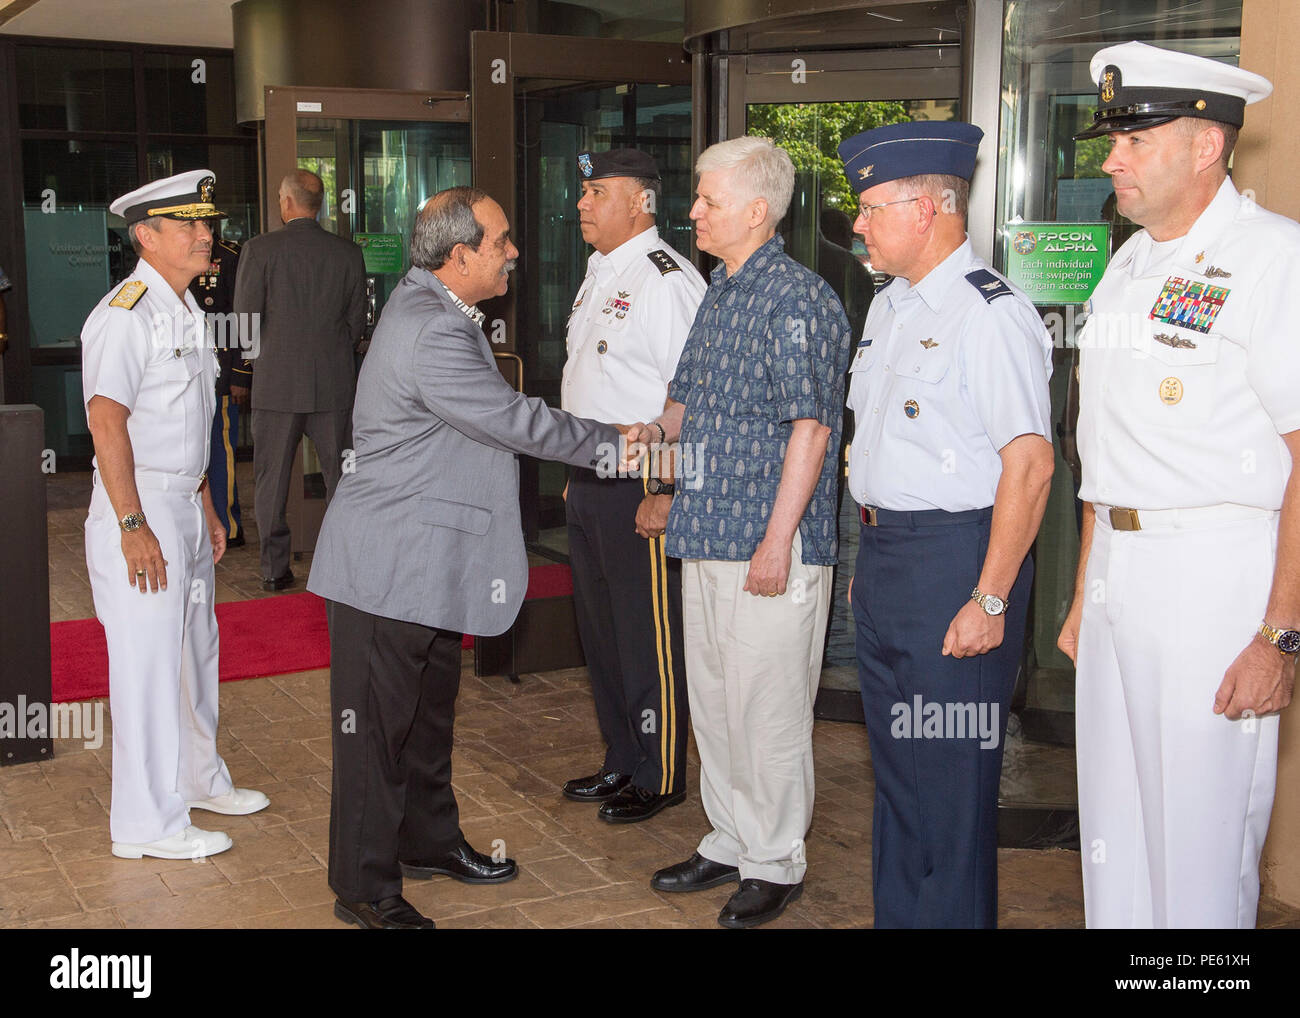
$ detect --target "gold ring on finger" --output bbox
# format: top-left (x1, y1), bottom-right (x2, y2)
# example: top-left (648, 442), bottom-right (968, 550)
top-left (136, 569), bottom-right (146, 576)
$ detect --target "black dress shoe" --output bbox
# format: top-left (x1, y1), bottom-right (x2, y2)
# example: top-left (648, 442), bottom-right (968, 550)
top-left (561, 769), bottom-right (631, 802)
top-left (225, 534), bottom-right (246, 548)
top-left (650, 852), bottom-right (740, 893)
top-left (717, 878), bottom-right (803, 929)
top-left (401, 837), bottom-right (518, 884)
top-left (598, 785), bottom-right (685, 824)
top-left (261, 569), bottom-right (295, 591)
top-left (334, 894), bottom-right (436, 929)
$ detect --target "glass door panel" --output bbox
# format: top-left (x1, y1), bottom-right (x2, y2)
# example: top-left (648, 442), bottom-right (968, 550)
top-left (295, 117), bottom-right (471, 323)
top-left (515, 80), bottom-right (693, 555)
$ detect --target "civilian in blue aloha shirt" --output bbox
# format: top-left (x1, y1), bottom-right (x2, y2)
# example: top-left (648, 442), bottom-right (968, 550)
top-left (665, 232), bottom-right (846, 567)
top-left (629, 137), bottom-right (851, 930)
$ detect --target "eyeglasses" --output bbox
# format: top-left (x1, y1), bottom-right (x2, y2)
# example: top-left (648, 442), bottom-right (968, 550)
top-left (856, 196), bottom-right (923, 221)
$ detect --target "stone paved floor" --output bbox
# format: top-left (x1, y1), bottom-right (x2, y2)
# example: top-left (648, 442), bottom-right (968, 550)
top-left (14, 467), bottom-right (1298, 929)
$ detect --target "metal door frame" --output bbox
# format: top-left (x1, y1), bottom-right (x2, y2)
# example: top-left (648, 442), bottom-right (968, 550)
top-left (469, 32), bottom-right (692, 356)
top-left (262, 85), bottom-right (470, 235)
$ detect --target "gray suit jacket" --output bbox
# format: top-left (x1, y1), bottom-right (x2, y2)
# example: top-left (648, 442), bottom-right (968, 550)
top-left (233, 217), bottom-right (366, 412)
top-left (307, 266), bottom-right (619, 636)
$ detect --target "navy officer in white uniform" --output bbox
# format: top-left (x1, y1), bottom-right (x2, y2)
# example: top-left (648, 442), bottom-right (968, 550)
top-left (83, 170), bottom-right (268, 861)
top-left (560, 149), bottom-right (706, 822)
top-left (1059, 42), bottom-right (1295, 929)
top-left (839, 122), bottom-right (1054, 927)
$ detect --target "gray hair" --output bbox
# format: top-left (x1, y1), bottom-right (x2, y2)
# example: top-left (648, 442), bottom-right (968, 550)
top-left (411, 186), bottom-right (490, 270)
top-left (696, 137), bottom-right (795, 225)
top-left (634, 176), bottom-right (661, 215)
top-left (281, 169), bottom-right (324, 214)
top-left (129, 215), bottom-right (163, 255)
top-left (894, 173), bottom-right (970, 218)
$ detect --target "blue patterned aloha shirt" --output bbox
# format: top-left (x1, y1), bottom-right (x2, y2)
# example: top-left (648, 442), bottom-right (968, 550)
top-left (665, 234), bottom-right (851, 566)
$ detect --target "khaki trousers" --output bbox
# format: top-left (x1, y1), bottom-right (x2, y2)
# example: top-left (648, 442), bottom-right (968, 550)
top-left (682, 532), bottom-right (831, 884)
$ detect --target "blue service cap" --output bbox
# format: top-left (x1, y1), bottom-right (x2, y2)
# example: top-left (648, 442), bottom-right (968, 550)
top-left (838, 121), bottom-right (983, 195)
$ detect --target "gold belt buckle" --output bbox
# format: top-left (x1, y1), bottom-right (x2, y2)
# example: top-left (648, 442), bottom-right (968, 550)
top-left (1109, 507), bottom-right (1141, 531)
top-left (860, 505), bottom-right (878, 527)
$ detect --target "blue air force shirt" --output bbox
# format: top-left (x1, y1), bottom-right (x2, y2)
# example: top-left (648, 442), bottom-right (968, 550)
top-left (847, 238), bottom-right (1053, 512)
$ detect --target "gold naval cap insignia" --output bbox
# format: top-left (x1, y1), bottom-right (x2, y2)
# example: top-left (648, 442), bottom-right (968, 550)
top-left (1101, 70), bottom-right (1115, 103)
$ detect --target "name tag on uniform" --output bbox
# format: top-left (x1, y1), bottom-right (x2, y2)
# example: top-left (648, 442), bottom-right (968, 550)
top-left (851, 337), bottom-right (873, 370)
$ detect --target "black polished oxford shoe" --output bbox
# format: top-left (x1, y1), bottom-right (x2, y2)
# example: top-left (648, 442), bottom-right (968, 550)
top-left (260, 569), bottom-right (295, 592)
top-left (717, 878), bottom-right (803, 929)
top-left (650, 852), bottom-right (740, 893)
top-left (333, 894), bottom-right (436, 929)
top-left (598, 785), bottom-right (685, 824)
top-left (561, 769), bottom-right (631, 802)
top-left (400, 837), bottom-right (518, 884)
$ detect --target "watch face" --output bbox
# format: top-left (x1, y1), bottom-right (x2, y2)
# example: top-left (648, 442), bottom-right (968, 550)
top-left (1278, 630), bottom-right (1300, 654)
top-left (985, 596), bottom-right (1005, 616)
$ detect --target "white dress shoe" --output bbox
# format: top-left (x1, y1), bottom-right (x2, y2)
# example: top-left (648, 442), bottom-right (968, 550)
top-left (185, 787), bottom-right (271, 816)
top-left (112, 824), bottom-right (233, 860)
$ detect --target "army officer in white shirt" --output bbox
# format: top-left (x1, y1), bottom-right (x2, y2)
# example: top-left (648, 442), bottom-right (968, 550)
top-left (82, 170), bottom-right (268, 861)
top-left (1059, 42), bottom-right (1296, 929)
top-left (559, 149), bottom-right (707, 823)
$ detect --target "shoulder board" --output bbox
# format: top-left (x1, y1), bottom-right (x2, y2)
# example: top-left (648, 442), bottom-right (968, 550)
top-left (109, 280), bottom-right (147, 310)
top-left (873, 278), bottom-right (891, 296)
top-left (647, 249), bottom-right (681, 275)
top-left (218, 239), bottom-right (241, 256)
top-left (965, 268), bottom-right (1013, 303)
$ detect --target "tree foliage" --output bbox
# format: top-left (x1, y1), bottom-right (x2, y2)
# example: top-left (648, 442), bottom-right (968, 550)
top-left (747, 101), bottom-right (912, 211)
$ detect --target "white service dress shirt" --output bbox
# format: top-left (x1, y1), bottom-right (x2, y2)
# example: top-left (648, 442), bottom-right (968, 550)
top-left (1077, 177), bottom-right (1300, 511)
top-left (561, 226), bottom-right (706, 424)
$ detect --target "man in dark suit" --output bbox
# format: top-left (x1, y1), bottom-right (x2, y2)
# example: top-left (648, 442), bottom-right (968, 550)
top-left (233, 169), bottom-right (366, 591)
top-left (307, 187), bottom-right (621, 929)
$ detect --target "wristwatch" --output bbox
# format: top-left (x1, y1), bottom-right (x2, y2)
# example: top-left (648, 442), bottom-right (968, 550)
top-left (119, 511), bottom-right (147, 533)
top-left (1258, 621), bottom-right (1300, 655)
top-left (971, 587), bottom-right (1007, 617)
top-left (646, 478), bottom-right (676, 496)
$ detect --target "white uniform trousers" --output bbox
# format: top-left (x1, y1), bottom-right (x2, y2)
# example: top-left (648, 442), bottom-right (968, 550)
top-left (1076, 506), bottom-right (1281, 929)
top-left (85, 474), bottom-right (233, 844)
top-left (681, 531), bottom-right (831, 884)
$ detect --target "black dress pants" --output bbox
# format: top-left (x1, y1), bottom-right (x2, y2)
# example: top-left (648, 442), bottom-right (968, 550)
top-left (565, 468), bottom-right (688, 794)
top-left (326, 599), bottom-right (463, 903)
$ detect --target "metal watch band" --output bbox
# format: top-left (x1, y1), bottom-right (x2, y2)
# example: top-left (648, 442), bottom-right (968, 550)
top-left (1259, 621), bottom-right (1300, 655)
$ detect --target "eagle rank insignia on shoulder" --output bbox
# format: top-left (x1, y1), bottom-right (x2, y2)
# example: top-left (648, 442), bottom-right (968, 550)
top-left (965, 269), bottom-right (1012, 302)
top-left (109, 280), bottom-right (147, 310)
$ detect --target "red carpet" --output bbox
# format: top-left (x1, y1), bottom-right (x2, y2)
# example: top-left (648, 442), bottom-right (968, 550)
top-left (50, 564), bottom-right (574, 703)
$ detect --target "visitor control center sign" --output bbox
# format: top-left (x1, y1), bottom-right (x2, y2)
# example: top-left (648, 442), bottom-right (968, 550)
top-left (1004, 223), bottom-right (1109, 305)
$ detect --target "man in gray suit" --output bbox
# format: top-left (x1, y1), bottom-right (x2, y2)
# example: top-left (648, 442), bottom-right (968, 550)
top-left (233, 169), bottom-right (366, 591)
top-left (308, 186), bottom-right (621, 929)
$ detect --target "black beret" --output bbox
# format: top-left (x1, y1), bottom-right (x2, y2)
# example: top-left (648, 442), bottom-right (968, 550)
top-left (576, 149), bottom-right (660, 181)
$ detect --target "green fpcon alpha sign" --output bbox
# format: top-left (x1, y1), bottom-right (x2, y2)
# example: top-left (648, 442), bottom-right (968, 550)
top-left (354, 233), bottom-right (404, 274)
top-left (1004, 223), bottom-right (1109, 305)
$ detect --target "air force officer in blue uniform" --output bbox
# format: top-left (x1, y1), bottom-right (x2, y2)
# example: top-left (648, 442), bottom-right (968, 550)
top-left (839, 122), bottom-right (1055, 927)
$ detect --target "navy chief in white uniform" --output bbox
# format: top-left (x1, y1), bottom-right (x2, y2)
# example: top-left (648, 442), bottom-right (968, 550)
top-left (839, 122), bottom-right (1054, 928)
